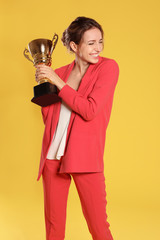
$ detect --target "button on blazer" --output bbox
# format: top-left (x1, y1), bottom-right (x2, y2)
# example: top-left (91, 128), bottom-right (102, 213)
top-left (37, 57), bottom-right (119, 181)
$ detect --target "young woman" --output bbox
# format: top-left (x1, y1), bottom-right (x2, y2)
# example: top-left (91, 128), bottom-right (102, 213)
top-left (35, 16), bottom-right (119, 240)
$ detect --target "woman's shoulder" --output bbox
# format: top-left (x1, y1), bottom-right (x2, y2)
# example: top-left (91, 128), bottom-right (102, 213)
top-left (98, 56), bottom-right (119, 69)
top-left (93, 57), bottom-right (119, 78)
top-left (94, 57), bottom-right (119, 85)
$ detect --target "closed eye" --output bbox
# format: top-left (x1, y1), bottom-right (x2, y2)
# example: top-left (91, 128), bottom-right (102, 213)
top-left (88, 39), bottom-right (103, 45)
top-left (88, 42), bottom-right (94, 45)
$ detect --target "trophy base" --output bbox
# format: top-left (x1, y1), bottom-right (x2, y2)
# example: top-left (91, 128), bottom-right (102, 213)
top-left (31, 82), bottom-right (61, 107)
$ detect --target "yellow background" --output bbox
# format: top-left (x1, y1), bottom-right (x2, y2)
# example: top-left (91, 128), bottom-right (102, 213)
top-left (0, 0), bottom-right (160, 239)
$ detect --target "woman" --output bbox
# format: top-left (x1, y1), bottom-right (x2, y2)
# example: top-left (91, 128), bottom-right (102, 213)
top-left (35, 16), bottom-right (119, 240)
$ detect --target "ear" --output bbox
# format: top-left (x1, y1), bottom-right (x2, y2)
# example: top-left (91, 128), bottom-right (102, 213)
top-left (69, 41), bottom-right (78, 53)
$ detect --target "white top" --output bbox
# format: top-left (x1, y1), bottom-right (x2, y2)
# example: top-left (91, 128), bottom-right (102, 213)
top-left (46, 100), bottom-right (72, 160)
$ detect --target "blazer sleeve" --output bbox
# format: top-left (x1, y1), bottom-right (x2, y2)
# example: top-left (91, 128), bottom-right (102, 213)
top-left (58, 59), bottom-right (119, 121)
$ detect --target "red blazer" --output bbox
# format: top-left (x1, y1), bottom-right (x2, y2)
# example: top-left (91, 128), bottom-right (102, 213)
top-left (37, 56), bottom-right (119, 181)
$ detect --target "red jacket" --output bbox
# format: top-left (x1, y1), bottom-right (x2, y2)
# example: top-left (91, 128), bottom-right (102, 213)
top-left (37, 56), bottom-right (119, 181)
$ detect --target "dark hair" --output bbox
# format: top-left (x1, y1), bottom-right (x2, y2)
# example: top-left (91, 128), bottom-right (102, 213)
top-left (61, 16), bottom-right (104, 52)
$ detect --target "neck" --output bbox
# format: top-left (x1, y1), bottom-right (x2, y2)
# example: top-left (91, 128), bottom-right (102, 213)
top-left (74, 56), bottom-right (90, 77)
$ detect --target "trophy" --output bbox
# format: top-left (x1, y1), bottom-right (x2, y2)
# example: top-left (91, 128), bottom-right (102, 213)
top-left (24, 34), bottom-right (61, 107)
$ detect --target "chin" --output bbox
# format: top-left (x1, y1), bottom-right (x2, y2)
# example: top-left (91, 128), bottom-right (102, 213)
top-left (89, 57), bottom-right (99, 64)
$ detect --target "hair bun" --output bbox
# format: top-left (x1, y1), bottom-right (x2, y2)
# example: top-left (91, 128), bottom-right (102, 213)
top-left (61, 29), bottom-right (69, 47)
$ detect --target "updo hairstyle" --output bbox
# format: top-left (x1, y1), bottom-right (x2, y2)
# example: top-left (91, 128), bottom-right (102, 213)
top-left (61, 16), bottom-right (104, 52)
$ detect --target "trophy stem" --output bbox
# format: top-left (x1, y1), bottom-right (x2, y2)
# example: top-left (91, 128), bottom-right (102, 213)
top-left (38, 78), bottom-right (53, 85)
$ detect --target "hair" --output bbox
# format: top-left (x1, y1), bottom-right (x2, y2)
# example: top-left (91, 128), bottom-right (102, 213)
top-left (61, 16), bottom-right (104, 52)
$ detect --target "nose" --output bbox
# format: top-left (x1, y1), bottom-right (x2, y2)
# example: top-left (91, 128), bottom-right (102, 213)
top-left (94, 42), bottom-right (102, 52)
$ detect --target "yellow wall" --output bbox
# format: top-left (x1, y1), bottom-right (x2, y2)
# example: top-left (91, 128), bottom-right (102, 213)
top-left (0, 0), bottom-right (160, 239)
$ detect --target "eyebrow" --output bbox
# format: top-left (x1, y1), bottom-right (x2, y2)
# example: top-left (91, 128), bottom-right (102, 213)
top-left (87, 39), bottom-right (103, 42)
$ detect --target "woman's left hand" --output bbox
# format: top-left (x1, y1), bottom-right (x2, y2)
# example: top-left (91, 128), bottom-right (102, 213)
top-left (35, 65), bottom-right (58, 84)
top-left (35, 65), bottom-right (66, 90)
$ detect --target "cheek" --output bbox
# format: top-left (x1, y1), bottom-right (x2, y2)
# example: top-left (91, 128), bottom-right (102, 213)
top-left (78, 47), bottom-right (87, 57)
top-left (77, 45), bottom-right (91, 58)
top-left (100, 43), bottom-right (104, 51)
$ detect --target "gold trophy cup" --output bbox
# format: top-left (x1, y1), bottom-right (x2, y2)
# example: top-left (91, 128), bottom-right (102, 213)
top-left (24, 34), bottom-right (61, 107)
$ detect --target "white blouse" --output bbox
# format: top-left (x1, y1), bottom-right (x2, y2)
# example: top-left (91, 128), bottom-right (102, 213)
top-left (46, 100), bottom-right (72, 160)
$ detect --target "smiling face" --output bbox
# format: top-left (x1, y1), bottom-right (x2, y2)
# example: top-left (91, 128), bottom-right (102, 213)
top-left (70, 27), bottom-right (104, 64)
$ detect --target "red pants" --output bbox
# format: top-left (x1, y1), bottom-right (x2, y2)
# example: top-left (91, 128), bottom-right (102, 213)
top-left (42, 159), bottom-right (113, 240)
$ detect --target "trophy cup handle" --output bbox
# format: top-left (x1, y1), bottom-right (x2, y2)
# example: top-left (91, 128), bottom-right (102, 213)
top-left (23, 48), bottom-right (34, 63)
top-left (51, 33), bottom-right (59, 53)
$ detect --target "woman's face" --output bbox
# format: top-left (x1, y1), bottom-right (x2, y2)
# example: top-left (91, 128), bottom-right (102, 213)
top-left (74, 27), bottom-right (103, 64)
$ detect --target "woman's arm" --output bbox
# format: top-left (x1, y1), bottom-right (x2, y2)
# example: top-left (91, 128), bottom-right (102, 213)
top-left (36, 60), bottom-right (119, 121)
top-left (58, 60), bottom-right (119, 121)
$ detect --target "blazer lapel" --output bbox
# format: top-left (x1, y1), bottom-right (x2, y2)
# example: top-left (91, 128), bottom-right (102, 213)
top-left (61, 57), bottom-right (101, 94)
top-left (77, 56), bottom-right (102, 94)
top-left (58, 57), bottom-right (102, 146)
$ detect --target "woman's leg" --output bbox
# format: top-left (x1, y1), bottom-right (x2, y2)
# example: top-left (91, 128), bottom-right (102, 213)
top-left (72, 172), bottom-right (113, 240)
top-left (42, 159), bottom-right (71, 240)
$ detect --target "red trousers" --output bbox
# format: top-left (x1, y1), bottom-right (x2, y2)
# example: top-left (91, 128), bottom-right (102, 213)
top-left (42, 159), bottom-right (114, 240)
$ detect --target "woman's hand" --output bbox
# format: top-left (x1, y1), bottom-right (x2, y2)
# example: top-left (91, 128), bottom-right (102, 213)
top-left (35, 65), bottom-right (66, 91)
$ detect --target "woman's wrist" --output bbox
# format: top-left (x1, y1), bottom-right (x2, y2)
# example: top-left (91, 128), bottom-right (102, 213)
top-left (52, 74), bottom-right (66, 91)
